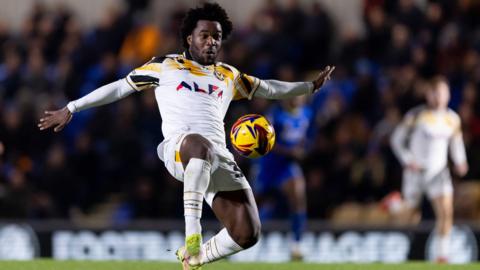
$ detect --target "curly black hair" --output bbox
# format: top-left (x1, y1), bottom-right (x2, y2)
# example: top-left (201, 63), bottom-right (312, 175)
top-left (180, 2), bottom-right (233, 49)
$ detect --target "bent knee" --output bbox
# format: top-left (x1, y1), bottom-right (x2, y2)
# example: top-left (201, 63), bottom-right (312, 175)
top-left (231, 221), bottom-right (261, 249)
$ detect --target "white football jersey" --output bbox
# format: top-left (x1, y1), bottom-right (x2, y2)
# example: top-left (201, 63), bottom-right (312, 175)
top-left (391, 105), bottom-right (467, 179)
top-left (126, 53), bottom-right (260, 146)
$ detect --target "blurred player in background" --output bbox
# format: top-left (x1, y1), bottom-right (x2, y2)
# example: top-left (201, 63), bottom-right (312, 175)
top-left (38, 3), bottom-right (334, 269)
top-left (254, 95), bottom-right (313, 260)
top-left (384, 76), bottom-right (468, 263)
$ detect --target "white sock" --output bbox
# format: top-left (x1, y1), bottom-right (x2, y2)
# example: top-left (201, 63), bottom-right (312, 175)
top-left (201, 228), bottom-right (243, 264)
top-left (185, 216), bottom-right (201, 237)
top-left (437, 233), bottom-right (450, 258)
top-left (184, 158), bottom-right (211, 237)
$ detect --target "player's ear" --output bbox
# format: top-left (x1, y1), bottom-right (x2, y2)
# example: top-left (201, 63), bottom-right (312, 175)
top-left (187, 35), bottom-right (192, 46)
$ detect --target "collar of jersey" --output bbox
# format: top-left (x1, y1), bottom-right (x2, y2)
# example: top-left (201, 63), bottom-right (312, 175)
top-left (182, 51), bottom-right (217, 69)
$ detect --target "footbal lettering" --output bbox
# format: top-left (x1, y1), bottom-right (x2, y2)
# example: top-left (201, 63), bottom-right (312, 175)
top-left (177, 81), bottom-right (223, 98)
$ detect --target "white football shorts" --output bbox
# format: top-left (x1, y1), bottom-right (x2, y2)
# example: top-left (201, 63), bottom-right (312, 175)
top-left (402, 167), bottom-right (453, 208)
top-left (157, 133), bottom-right (251, 206)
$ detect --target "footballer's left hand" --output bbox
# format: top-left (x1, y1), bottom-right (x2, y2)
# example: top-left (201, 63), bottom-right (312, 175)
top-left (312, 65), bottom-right (335, 92)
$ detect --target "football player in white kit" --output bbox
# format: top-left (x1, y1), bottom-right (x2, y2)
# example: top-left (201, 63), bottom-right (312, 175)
top-left (38, 3), bottom-right (334, 269)
top-left (386, 76), bottom-right (468, 263)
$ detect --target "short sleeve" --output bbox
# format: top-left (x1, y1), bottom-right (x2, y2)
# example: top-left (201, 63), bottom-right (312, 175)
top-left (233, 73), bottom-right (261, 100)
top-left (126, 57), bottom-right (163, 91)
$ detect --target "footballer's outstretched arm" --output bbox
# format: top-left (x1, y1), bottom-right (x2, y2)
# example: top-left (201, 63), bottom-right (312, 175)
top-left (252, 66), bottom-right (335, 99)
top-left (38, 79), bottom-right (137, 132)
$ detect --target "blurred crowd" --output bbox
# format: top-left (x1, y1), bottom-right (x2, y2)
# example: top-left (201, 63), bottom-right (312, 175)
top-left (1, 0), bottom-right (480, 223)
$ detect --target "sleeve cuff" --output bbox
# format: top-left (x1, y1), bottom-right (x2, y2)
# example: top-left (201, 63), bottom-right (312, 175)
top-left (309, 81), bottom-right (315, 94)
top-left (125, 76), bottom-right (141, 91)
top-left (66, 102), bottom-right (77, 113)
top-left (247, 78), bottom-right (261, 100)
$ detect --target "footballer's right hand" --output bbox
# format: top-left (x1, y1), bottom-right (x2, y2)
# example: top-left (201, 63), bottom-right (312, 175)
top-left (38, 107), bottom-right (73, 132)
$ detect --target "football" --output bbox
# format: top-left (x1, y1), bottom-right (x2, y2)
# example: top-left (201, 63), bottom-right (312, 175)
top-left (230, 114), bottom-right (275, 158)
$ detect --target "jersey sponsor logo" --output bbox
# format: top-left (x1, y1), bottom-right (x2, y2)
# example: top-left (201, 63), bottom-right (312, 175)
top-left (176, 81), bottom-right (223, 99)
top-left (214, 70), bottom-right (225, 81)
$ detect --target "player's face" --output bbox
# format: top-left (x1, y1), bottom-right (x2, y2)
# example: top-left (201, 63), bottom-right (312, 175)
top-left (426, 82), bottom-right (450, 109)
top-left (188, 20), bottom-right (222, 65)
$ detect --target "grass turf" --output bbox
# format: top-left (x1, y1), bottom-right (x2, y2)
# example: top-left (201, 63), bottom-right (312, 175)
top-left (0, 261), bottom-right (479, 270)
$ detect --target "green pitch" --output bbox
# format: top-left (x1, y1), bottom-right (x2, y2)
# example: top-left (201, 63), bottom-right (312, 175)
top-left (0, 260), bottom-right (479, 270)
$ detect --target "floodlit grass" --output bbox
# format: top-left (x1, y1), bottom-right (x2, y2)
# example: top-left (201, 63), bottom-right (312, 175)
top-left (0, 260), bottom-right (478, 270)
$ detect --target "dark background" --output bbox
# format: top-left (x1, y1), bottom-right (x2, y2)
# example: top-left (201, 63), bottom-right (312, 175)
top-left (0, 0), bottom-right (480, 226)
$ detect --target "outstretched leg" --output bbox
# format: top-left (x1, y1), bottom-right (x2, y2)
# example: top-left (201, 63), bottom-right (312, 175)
top-left (199, 189), bottom-right (261, 264)
top-left (177, 134), bottom-right (260, 268)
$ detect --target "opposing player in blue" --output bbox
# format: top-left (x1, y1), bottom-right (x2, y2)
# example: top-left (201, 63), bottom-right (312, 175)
top-left (254, 95), bottom-right (313, 260)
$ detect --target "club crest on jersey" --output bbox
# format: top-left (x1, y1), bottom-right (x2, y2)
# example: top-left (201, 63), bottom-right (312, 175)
top-left (214, 70), bottom-right (225, 81)
top-left (176, 81), bottom-right (223, 99)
